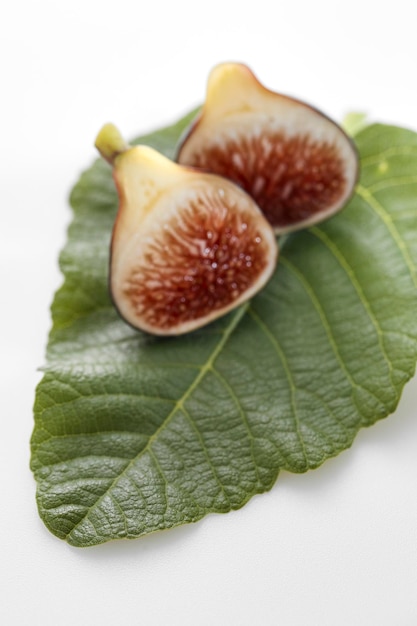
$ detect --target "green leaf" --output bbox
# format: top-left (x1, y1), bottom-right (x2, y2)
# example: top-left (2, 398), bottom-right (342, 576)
top-left (31, 113), bottom-right (417, 547)
top-left (342, 111), bottom-right (369, 137)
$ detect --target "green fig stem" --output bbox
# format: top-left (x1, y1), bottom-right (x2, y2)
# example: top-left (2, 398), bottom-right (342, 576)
top-left (95, 123), bottom-right (129, 165)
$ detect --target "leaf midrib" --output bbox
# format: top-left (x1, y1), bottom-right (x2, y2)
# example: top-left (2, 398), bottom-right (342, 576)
top-left (65, 302), bottom-right (249, 541)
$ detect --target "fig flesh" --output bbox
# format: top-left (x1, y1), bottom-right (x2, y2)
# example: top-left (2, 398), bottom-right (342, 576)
top-left (95, 124), bottom-right (278, 336)
top-left (177, 63), bottom-right (359, 234)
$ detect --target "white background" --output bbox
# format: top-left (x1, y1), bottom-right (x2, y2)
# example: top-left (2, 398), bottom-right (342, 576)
top-left (2, 1), bottom-right (417, 624)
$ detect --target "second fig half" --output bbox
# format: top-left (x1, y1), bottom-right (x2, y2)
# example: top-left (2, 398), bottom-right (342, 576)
top-left (177, 63), bottom-right (359, 234)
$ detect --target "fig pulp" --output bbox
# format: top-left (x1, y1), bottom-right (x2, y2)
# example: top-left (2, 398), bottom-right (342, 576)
top-left (95, 124), bottom-right (278, 336)
top-left (177, 63), bottom-right (359, 233)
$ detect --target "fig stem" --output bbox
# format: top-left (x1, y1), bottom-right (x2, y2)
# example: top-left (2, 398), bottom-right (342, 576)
top-left (95, 123), bottom-right (129, 164)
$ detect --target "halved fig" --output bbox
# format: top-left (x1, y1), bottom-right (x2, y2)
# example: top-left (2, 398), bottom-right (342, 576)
top-left (177, 63), bottom-right (359, 234)
top-left (95, 123), bottom-right (278, 336)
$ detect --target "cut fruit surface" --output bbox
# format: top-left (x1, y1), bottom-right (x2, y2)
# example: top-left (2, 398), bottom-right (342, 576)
top-left (95, 124), bottom-right (278, 336)
top-left (177, 63), bottom-right (359, 233)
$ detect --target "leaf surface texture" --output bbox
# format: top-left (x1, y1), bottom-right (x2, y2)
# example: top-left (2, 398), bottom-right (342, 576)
top-left (31, 114), bottom-right (417, 546)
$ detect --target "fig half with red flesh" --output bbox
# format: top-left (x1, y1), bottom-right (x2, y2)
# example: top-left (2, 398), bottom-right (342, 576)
top-left (95, 124), bottom-right (278, 336)
top-left (177, 63), bottom-right (359, 234)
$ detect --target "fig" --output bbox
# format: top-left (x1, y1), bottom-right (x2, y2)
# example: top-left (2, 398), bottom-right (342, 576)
top-left (177, 63), bottom-right (359, 233)
top-left (95, 123), bottom-right (278, 336)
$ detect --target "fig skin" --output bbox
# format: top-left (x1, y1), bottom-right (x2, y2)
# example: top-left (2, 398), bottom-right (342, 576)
top-left (95, 124), bottom-right (278, 336)
top-left (177, 63), bottom-right (359, 234)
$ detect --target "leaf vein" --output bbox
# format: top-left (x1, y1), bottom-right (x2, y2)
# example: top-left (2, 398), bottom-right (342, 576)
top-left (280, 254), bottom-right (393, 415)
top-left (211, 367), bottom-right (262, 488)
top-left (309, 225), bottom-right (397, 395)
top-left (356, 184), bottom-right (417, 289)
top-left (64, 303), bottom-right (248, 541)
top-left (367, 175), bottom-right (417, 194)
top-left (181, 406), bottom-right (232, 508)
top-left (247, 306), bottom-right (309, 469)
top-left (360, 144), bottom-right (417, 166)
